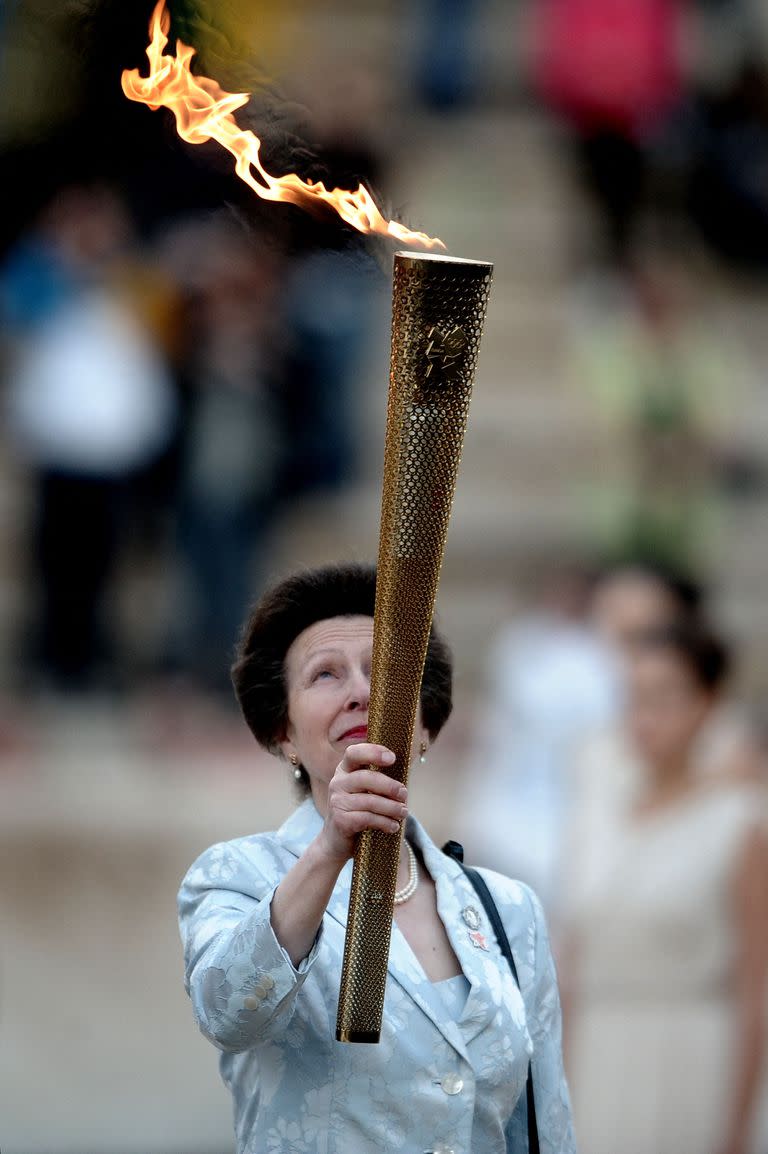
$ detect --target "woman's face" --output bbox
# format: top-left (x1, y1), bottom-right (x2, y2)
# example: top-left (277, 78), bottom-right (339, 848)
top-left (627, 648), bottom-right (714, 770)
top-left (591, 573), bottom-right (681, 653)
top-left (280, 615), bottom-right (427, 809)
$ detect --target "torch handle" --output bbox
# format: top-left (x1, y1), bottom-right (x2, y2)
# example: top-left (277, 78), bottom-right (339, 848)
top-left (336, 251), bottom-right (493, 1043)
top-left (336, 561), bottom-right (438, 1043)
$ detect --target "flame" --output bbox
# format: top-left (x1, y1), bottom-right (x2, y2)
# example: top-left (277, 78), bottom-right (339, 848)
top-left (122, 1), bottom-right (445, 251)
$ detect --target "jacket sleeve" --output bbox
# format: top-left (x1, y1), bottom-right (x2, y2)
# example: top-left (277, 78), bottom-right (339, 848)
top-left (505, 885), bottom-right (577, 1153)
top-left (177, 838), bottom-right (323, 1054)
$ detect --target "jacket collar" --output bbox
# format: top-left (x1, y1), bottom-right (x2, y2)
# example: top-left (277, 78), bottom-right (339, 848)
top-left (275, 800), bottom-right (517, 1058)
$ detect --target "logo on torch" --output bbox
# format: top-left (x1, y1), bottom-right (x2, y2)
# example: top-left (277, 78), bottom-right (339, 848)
top-left (424, 325), bottom-right (468, 380)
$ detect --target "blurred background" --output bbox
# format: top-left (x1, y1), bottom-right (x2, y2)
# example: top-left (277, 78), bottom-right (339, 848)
top-left (1, 0), bottom-right (768, 1151)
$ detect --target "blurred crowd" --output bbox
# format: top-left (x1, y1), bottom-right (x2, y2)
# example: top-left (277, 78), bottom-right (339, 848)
top-left (2, 0), bottom-right (768, 702)
top-left (0, 184), bottom-right (383, 699)
top-left (1, 1), bottom-right (768, 1153)
top-left (531, 0), bottom-right (768, 277)
top-left (0, 0), bottom-right (391, 702)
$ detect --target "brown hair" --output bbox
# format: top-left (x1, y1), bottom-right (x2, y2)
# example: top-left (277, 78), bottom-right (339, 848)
top-left (231, 563), bottom-right (453, 787)
top-left (634, 622), bottom-right (732, 692)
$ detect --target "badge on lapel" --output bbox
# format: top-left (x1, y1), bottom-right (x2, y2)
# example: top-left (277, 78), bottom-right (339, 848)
top-left (462, 906), bottom-right (489, 951)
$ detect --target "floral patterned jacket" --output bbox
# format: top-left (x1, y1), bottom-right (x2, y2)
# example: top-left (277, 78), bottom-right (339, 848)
top-left (178, 799), bottom-right (576, 1154)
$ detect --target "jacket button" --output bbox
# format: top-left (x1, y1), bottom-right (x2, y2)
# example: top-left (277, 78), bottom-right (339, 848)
top-left (440, 1073), bottom-right (464, 1095)
top-left (243, 996), bottom-right (260, 1010)
top-left (432, 1146), bottom-right (457, 1154)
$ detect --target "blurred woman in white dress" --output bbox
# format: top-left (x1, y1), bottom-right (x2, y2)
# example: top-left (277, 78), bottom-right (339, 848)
top-left (562, 623), bottom-right (768, 1154)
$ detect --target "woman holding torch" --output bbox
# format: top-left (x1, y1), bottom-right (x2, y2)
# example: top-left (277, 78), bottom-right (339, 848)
top-left (123, 12), bottom-right (572, 1149)
top-left (178, 562), bottom-right (575, 1154)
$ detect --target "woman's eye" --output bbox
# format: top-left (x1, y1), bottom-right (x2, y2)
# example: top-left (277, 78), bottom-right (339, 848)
top-left (312, 668), bottom-right (335, 682)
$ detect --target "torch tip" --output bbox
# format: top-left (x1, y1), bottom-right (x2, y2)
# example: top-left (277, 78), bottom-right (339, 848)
top-left (394, 250), bottom-right (493, 273)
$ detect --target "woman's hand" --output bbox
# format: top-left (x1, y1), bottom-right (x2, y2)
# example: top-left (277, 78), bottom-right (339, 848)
top-left (271, 744), bottom-right (407, 967)
top-left (316, 743), bottom-right (408, 866)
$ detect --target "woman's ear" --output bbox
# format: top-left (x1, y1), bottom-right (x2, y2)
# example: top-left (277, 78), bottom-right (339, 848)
top-left (276, 736), bottom-right (295, 763)
top-left (275, 721), bottom-right (295, 763)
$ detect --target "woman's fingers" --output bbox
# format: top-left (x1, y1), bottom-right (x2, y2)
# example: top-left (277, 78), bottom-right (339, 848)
top-left (328, 776), bottom-right (407, 827)
top-left (338, 809), bottom-right (403, 836)
top-left (340, 742), bottom-right (396, 773)
top-left (320, 743), bottom-right (409, 854)
top-left (335, 745), bottom-right (407, 800)
top-left (334, 789), bottom-right (407, 821)
top-left (334, 767), bottom-right (406, 800)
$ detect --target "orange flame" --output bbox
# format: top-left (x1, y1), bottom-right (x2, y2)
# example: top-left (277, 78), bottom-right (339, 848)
top-left (122, 1), bottom-right (445, 251)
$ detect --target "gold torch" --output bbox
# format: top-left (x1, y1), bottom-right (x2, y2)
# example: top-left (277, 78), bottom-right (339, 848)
top-left (337, 251), bottom-right (493, 1043)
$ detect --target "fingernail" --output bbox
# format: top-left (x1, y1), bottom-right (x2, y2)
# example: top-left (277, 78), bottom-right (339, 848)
top-left (382, 750), bottom-right (396, 764)
top-left (398, 785), bottom-right (408, 800)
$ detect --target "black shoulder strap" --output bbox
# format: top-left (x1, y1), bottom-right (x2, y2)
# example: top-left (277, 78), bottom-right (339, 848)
top-left (443, 841), bottom-right (540, 1154)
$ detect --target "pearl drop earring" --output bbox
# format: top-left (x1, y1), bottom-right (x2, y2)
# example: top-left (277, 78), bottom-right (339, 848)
top-left (289, 753), bottom-right (302, 780)
top-left (419, 741), bottom-right (428, 764)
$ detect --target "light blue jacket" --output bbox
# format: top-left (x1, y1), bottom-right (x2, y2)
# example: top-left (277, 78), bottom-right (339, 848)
top-left (178, 799), bottom-right (576, 1154)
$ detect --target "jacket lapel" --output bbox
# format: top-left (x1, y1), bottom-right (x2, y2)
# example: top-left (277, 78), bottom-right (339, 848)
top-left (416, 826), bottom-right (516, 1047)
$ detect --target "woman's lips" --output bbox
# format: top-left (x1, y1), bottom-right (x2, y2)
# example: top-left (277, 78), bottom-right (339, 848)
top-left (340, 726), bottom-right (368, 742)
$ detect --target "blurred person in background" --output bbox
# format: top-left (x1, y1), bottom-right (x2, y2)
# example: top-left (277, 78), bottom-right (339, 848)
top-left (460, 557), bottom-right (706, 916)
top-left (165, 217), bottom-right (282, 696)
top-left (460, 560), bottom-right (618, 914)
top-left (561, 623), bottom-right (768, 1154)
top-left (590, 557), bottom-right (704, 652)
top-left (688, 55), bottom-right (768, 275)
top-left (274, 245), bottom-right (381, 500)
top-left (269, 73), bottom-right (388, 503)
top-left (530, 0), bottom-right (689, 271)
top-left (1, 183), bottom-right (177, 692)
top-left (579, 561), bottom-right (762, 814)
top-left (412, 0), bottom-right (488, 110)
top-left (572, 246), bottom-right (752, 573)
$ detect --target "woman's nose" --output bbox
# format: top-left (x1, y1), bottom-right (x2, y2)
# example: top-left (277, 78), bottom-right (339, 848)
top-left (347, 668), bottom-right (371, 711)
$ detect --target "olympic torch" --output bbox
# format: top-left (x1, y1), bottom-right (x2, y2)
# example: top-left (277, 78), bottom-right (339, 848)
top-left (336, 251), bottom-right (493, 1043)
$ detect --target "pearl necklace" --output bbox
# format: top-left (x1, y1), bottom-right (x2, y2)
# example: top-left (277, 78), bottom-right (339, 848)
top-left (393, 841), bottom-right (419, 905)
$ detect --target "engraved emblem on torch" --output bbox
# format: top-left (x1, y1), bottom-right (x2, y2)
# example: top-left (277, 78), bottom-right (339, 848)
top-left (424, 325), bottom-right (468, 379)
